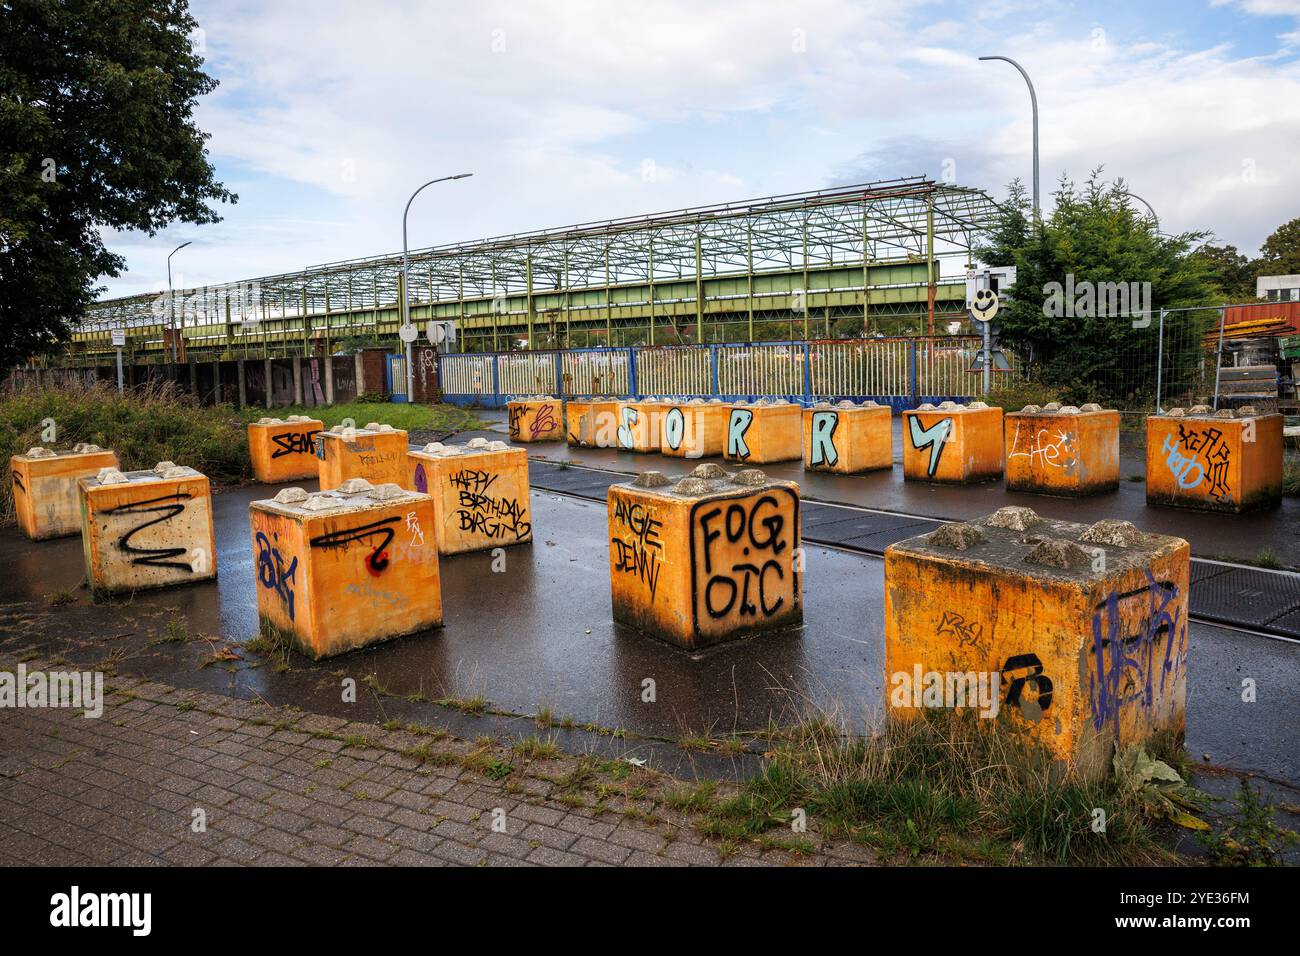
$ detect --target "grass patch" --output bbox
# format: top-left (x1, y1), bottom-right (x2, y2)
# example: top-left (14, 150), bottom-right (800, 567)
top-left (237, 400), bottom-right (481, 435)
top-left (513, 735), bottom-right (560, 760)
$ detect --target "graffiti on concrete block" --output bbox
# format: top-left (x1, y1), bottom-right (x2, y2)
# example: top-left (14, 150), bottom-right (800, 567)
top-left (105, 493), bottom-right (196, 571)
top-left (255, 529), bottom-right (298, 620)
top-left (1163, 425), bottom-right (1231, 502)
top-left (11, 471), bottom-right (24, 495)
top-left (663, 407), bottom-right (685, 452)
top-left (1001, 652), bottom-right (1054, 723)
top-left (727, 408), bottom-right (754, 460)
top-left (1088, 572), bottom-right (1185, 735)
top-left (617, 405), bottom-right (638, 449)
top-left (611, 498), bottom-right (664, 599)
top-left (908, 415), bottom-right (952, 476)
top-left (413, 462), bottom-right (428, 493)
top-left (808, 411), bottom-right (839, 467)
top-left (271, 429), bottom-right (321, 459)
top-left (1009, 426), bottom-right (1077, 471)
top-left (691, 492), bottom-right (796, 624)
top-left (310, 517), bottom-right (398, 577)
top-left (936, 609), bottom-right (984, 652)
top-left (450, 468), bottom-right (531, 541)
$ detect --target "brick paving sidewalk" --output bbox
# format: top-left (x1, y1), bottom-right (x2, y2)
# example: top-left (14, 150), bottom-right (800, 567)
top-left (0, 661), bottom-right (875, 867)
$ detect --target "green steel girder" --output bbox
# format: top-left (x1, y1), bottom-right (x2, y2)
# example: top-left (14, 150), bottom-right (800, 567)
top-left (68, 175), bottom-right (998, 359)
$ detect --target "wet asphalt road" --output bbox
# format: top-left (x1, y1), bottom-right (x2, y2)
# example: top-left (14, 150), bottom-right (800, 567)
top-left (1, 475), bottom-right (1296, 787)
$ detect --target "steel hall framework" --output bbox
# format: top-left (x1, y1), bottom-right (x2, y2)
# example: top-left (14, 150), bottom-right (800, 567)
top-left (69, 176), bottom-right (1001, 363)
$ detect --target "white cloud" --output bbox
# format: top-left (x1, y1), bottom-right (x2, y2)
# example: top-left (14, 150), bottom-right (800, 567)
top-left (101, 0), bottom-right (1300, 296)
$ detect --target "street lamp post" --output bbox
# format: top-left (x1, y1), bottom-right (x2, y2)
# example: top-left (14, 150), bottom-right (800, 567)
top-left (167, 241), bottom-right (192, 365)
top-left (402, 173), bottom-right (472, 403)
top-left (980, 55), bottom-right (1039, 218)
top-left (1120, 189), bottom-right (1160, 233)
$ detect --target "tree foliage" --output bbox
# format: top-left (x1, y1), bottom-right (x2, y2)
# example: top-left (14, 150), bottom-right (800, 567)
top-left (1258, 216), bottom-right (1300, 278)
top-left (976, 171), bottom-right (1217, 403)
top-left (0, 0), bottom-right (234, 367)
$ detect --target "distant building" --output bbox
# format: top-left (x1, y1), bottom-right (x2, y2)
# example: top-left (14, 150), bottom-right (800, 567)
top-left (1257, 274), bottom-right (1300, 302)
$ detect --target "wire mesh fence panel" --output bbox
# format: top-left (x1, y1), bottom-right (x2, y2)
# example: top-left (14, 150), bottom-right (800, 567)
top-left (497, 351), bottom-right (558, 395)
top-left (1158, 307), bottom-right (1227, 411)
top-left (636, 346), bottom-right (711, 397)
top-left (439, 354), bottom-right (495, 399)
top-left (559, 349), bottom-right (630, 397)
top-left (808, 339), bottom-right (910, 398)
top-left (716, 343), bottom-right (805, 396)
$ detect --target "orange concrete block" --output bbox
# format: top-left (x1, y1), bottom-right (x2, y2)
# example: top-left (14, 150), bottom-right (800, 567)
top-left (724, 400), bottom-right (803, 465)
top-left (315, 422), bottom-right (408, 491)
top-left (615, 399), bottom-right (664, 453)
top-left (248, 415), bottom-right (324, 483)
top-left (79, 463), bottom-right (217, 594)
top-left (407, 438), bottom-right (532, 554)
top-left (1005, 403), bottom-right (1120, 496)
top-left (1146, 405), bottom-right (1283, 513)
top-left (660, 399), bottom-right (729, 459)
top-left (902, 401), bottom-right (1004, 484)
top-left (803, 400), bottom-right (892, 474)
top-left (608, 464), bottom-right (802, 649)
top-left (884, 507), bottom-right (1188, 778)
top-left (250, 479), bottom-right (442, 660)
top-left (508, 396), bottom-right (565, 443)
top-left (12, 444), bottom-right (119, 540)
top-left (565, 399), bottom-right (621, 448)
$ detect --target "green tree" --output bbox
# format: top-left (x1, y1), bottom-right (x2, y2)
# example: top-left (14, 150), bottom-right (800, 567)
top-left (977, 171), bottom-right (1216, 404)
top-left (0, 0), bottom-right (234, 368)
top-left (1191, 243), bottom-right (1256, 300)
top-left (1257, 216), bottom-right (1300, 277)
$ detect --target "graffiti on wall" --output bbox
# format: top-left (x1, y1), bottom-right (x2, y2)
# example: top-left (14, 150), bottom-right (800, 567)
top-left (808, 411), bottom-right (839, 468)
top-left (908, 415), bottom-right (952, 477)
top-left (936, 609), bottom-right (984, 651)
top-left (450, 468), bottom-right (531, 541)
top-left (1162, 425), bottom-right (1232, 502)
top-left (1088, 572), bottom-right (1185, 736)
top-left (611, 497), bottom-right (664, 600)
top-left (256, 529), bottom-right (298, 620)
top-left (690, 491), bottom-right (796, 625)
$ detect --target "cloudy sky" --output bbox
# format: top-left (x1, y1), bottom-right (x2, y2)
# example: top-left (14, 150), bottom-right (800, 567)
top-left (100, 0), bottom-right (1300, 298)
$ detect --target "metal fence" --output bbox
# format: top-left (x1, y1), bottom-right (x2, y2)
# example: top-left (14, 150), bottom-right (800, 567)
top-left (438, 336), bottom-right (1020, 409)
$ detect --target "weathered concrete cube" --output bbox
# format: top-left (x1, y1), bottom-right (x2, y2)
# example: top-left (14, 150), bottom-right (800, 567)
top-left (884, 507), bottom-right (1188, 778)
top-left (79, 463), bottom-right (217, 594)
top-left (1146, 405), bottom-right (1283, 513)
top-left (1005, 403), bottom-right (1120, 496)
top-left (615, 399), bottom-right (664, 453)
top-left (248, 415), bottom-right (324, 483)
top-left (12, 444), bottom-right (119, 540)
top-left (608, 464), bottom-right (802, 649)
top-left (508, 396), bottom-right (564, 443)
top-left (660, 399), bottom-right (728, 459)
top-left (565, 399), bottom-right (620, 448)
top-left (249, 479), bottom-right (442, 660)
top-left (902, 401), bottom-right (1004, 483)
top-left (407, 438), bottom-right (532, 554)
top-left (315, 422), bottom-right (408, 491)
top-left (803, 400), bottom-right (892, 474)
top-left (724, 400), bottom-right (803, 465)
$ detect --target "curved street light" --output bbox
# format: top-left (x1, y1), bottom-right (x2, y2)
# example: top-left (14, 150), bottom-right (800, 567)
top-left (167, 241), bottom-right (192, 364)
top-left (402, 173), bottom-right (473, 403)
top-left (980, 55), bottom-right (1039, 219)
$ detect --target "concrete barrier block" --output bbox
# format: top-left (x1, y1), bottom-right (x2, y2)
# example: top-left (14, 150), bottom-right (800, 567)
top-left (1146, 406), bottom-right (1283, 512)
top-left (902, 401), bottom-right (1004, 483)
top-left (79, 464), bottom-right (217, 594)
top-left (565, 399), bottom-right (620, 448)
top-left (407, 439), bottom-right (532, 553)
top-left (884, 507), bottom-right (1188, 778)
top-left (803, 400), bottom-right (892, 474)
top-left (660, 399), bottom-right (728, 458)
top-left (608, 464), bottom-right (802, 649)
top-left (250, 480), bottom-right (442, 660)
top-left (248, 415), bottom-right (324, 483)
top-left (12, 444), bottom-right (119, 540)
top-left (508, 396), bottom-right (564, 442)
top-left (1005, 403), bottom-right (1120, 496)
top-left (724, 400), bottom-right (803, 465)
top-left (315, 423), bottom-right (408, 491)
top-left (614, 399), bottom-right (665, 453)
